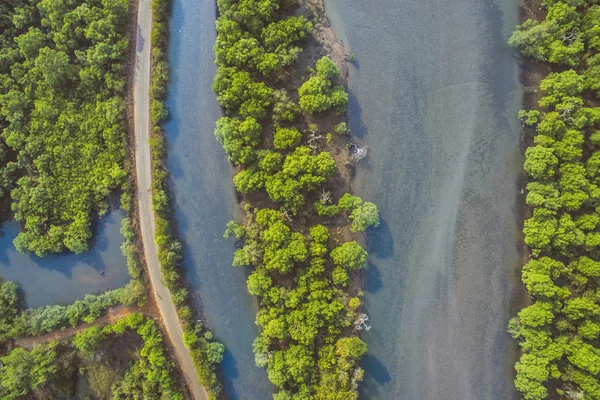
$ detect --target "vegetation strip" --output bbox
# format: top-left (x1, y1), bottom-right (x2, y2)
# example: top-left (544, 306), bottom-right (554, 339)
top-left (212, 0), bottom-right (380, 398)
top-left (0, 313), bottom-right (182, 399)
top-left (508, 1), bottom-right (600, 399)
top-left (147, 0), bottom-right (225, 396)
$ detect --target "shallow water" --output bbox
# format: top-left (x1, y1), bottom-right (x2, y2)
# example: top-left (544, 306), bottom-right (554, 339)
top-left (163, 0), bottom-right (272, 397)
top-left (0, 209), bottom-right (129, 308)
top-left (324, 0), bottom-right (524, 398)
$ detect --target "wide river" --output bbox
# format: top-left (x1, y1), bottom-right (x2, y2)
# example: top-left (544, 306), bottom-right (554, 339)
top-left (324, 0), bottom-right (524, 399)
top-left (164, 0), bottom-right (524, 398)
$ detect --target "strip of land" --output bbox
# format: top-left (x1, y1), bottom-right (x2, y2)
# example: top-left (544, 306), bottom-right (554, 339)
top-left (133, 1), bottom-right (207, 398)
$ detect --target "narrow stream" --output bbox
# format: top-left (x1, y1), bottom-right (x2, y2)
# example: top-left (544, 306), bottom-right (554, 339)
top-left (163, 0), bottom-right (272, 397)
top-left (324, 0), bottom-right (523, 399)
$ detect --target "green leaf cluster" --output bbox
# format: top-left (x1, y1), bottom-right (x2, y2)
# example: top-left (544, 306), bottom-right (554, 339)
top-left (0, 0), bottom-right (131, 255)
top-left (510, 3), bottom-right (600, 398)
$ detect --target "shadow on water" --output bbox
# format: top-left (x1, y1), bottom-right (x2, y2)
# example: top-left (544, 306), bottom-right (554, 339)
top-left (365, 262), bottom-right (383, 294)
top-left (221, 349), bottom-right (241, 399)
top-left (0, 206), bottom-right (129, 308)
top-left (366, 217), bottom-right (394, 259)
top-left (347, 91), bottom-right (367, 140)
top-left (361, 354), bottom-right (391, 384)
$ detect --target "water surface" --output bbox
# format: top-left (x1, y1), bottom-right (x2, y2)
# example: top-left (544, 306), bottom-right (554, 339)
top-left (163, 0), bottom-right (272, 397)
top-left (324, 0), bottom-right (523, 398)
top-left (0, 209), bottom-right (129, 308)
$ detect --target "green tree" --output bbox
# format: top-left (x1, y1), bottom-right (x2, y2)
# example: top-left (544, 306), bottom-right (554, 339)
top-left (331, 241), bottom-right (368, 270)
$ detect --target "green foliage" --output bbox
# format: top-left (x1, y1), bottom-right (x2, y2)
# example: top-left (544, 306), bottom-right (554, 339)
top-left (0, 0), bottom-right (131, 255)
top-left (98, 314), bottom-right (184, 399)
top-left (215, 116), bottom-right (261, 164)
top-left (264, 146), bottom-right (337, 212)
top-left (338, 193), bottom-right (380, 232)
top-left (510, 3), bottom-right (600, 398)
top-left (73, 326), bottom-right (107, 356)
top-left (299, 57), bottom-right (348, 114)
top-left (273, 126), bottom-right (302, 150)
top-left (331, 241), bottom-right (368, 270)
top-left (508, 3), bottom-right (583, 66)
top-left (0, 279), bottom-right (20, 341)
top-left (213, 0), bottom-right (370, 397)
top-left (334, 122), bottom-right (350, 135)
top-left (0, 341), bottom-right (58, 398)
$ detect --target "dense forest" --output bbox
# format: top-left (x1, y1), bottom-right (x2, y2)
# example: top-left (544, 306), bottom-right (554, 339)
top-left (0, 313), bottom-right (182, 399)
top-left (213, 0), bottom-right (379, 398)
top-left (508, 1), bottom-right (600, 399)
top-left (0, 0), bottom-right (130, 256)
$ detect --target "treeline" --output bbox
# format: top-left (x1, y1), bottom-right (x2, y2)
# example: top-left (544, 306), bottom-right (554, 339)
top-left (148, 0), bottom-right (224, 396)
top-left (0, 313), bottom-right (183, 399)
top-left (213, 0), bottom-right (379, 398)
top-left (0, 0), bottom-right (131, 255)
top-left (508, 1), bottom-right (600, 399)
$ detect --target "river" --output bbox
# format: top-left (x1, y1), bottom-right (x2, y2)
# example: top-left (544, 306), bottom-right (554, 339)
top-left (162, 0), bottom-right (272, 398)
top-left (323, 0), bottom-right (524, 399)
top-left (0, 207), bottom-right (129, 308)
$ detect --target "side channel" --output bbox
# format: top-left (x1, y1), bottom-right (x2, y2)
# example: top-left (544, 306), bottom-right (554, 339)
top-left (163, 0), bottom-right (272, 398)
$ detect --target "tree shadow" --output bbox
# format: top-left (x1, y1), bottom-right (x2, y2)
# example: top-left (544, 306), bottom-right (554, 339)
top-left (220, 348), bottom-right (241, 400)
top-left (366, 217), bottom-right (394, 259)
top-left (348, 91), bottom-right (368, 140)
top-left (361, 353), bottom-right (391, 384)
top-left (365, 262), bottom-right (383, 293)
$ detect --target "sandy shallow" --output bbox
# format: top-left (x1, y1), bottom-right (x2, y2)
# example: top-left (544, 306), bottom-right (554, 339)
top-left (324, 0), bottom-right (525, 398)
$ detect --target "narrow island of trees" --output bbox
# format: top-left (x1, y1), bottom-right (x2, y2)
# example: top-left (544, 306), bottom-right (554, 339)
top-left (213, 0), bottom-right (380, 398)
top-left (508, 1), bottom-right (600, 399)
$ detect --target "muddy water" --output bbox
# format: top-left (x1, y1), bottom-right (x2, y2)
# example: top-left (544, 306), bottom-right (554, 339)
top-left (324, 0), bottom-right (524, 398)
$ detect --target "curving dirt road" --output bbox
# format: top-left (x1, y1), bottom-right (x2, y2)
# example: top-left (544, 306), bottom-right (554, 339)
top-left (14, 307), bottom-right (136, 349)
top-left (133, 1), bottom-right (207, 399)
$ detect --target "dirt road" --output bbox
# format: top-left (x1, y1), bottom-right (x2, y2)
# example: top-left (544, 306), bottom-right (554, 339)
top-left (133, 1), bottom-right (207, 398)
top-left (14, 307), bottom-right (136, 349)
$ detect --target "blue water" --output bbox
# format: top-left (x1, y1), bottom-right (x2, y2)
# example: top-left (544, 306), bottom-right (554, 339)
top-left (324, 0), bottom-right (524, 399)
top-left (0, 208), bottom-right (129, 308)
top-left (163, 0), bottom-right (272, 397)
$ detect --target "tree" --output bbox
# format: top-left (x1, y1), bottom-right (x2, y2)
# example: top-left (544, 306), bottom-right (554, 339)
top-left (273, 126), bottom-right (302, 150)
top-left (298, 57), bottom-right (348, 113)
top-left (73, 326), bottom-right (107, 356)
top-left (335, 336), bottom-right (367, 359)
top-left (523, 208), bottom-right (557, 255)
top-left (215, 116), bottom-right (261, 164)
top-left (0, 280), bottom-right (20, 341)
top-left (0, 342), bottom-right (58, 397)
top-left (331, 241), bottom-right (368, 270)
top-left (508, 3), bottom-right (583, 66)
top-left (514, 353), bottom-right (551, 400)
top-left (524, 145), bottom-right (558, 180)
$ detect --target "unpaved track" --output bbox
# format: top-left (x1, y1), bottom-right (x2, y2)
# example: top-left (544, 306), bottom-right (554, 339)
top-left (133, 1), bottom-right (207, 398)
top-left (14, 307), bottom-right (136, 349)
